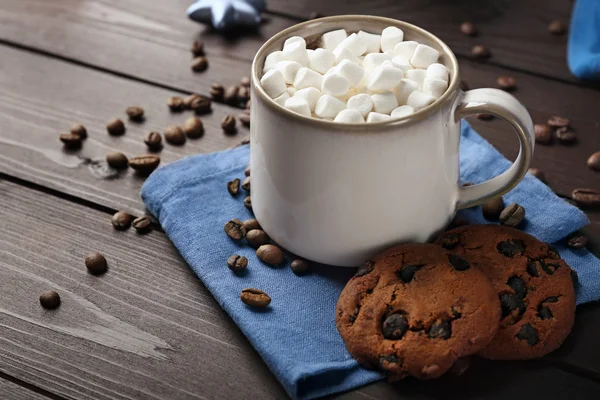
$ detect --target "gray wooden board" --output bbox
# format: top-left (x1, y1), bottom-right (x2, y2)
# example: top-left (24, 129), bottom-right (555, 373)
top-left (0, 378), bottom-right (50, 400)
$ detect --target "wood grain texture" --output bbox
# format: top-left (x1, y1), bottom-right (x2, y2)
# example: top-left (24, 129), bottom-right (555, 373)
top-left (0, 379), bottom-right (49, 400)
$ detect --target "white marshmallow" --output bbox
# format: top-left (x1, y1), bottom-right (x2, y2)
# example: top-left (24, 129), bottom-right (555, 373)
top-left (407, 90), bottom-right (436, 111)
top-left (275, 61), bottom-right (302, 84)
top-left (346, 93), bottom-right (373, 117)
top-left (335, 33), bottom-right (368, 56)
top-left (282, 41), bottom-right (309, 66)
top-left (358, 30), bottom-right (381, 54)
top-left (315, 95), bottom-right (346, 118)
top-left (333, 47), bottom-right (361, 65)
top-left (394, 78), bottom-right (419, 104)
top-left (321, 29), bottom-right (348, 51)
top-left (423, 77), bottom-right (448, 99)
top-left (334, 109), bottom-right (365, 123)
top-left (363, 52), bottom-right (392, 74)
top-left (321, 73), bottom-right (350, 97)
top-left (284, 36), bottom-right (306, 49)
top-left (366, 112), bottom-right (392, 123)
top-left (391, 105), bottom-right (415, 119)
top-left (261, 69), bottom-right (287, 98)
top-left (287, 86), bottom-right (297, 96)
top-left (371, 91), bottom-right (398, 114)
top-left (426, 63), bottom-right (449, 83)
top-left (293, 67), bottom-right (323, 90)
top-left (390, 56), bottom-right (412, 73)
top-left (294, 87), bottom-right (322, 111)
top-left (334, 59), bottom-right (365, 87)
top-left (410, 44), bottom-right (440, 69)
top-left (405, 69), bottom-right (427, 90)
top-left (284, 96), bottom-right (311, 117)
top-left (273, 92), bottom-right (290, 106)
top-left (263, 51), bottom-right (283, 72)
top-left (308, 48), bottom-right (335, 74)
top-left (381, 26), bottom-right (404, 52)
top-left (393, 41), bottom-right (418, 60)
top-left (366, 65), bottom-right (404, 92)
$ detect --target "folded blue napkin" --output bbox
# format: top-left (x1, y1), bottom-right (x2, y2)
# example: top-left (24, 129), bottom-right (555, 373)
top-left (568, 0), bottom-right (600, 80)
top-left (141, 122), bottom-right (600, 399)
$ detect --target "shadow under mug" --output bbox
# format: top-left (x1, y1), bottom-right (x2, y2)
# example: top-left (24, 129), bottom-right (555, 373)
top-left (250, 15), bottom-right (535, 267)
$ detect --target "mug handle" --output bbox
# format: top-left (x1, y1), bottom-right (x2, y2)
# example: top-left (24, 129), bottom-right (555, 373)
top-left (454, 88), bottom-right (535, 209)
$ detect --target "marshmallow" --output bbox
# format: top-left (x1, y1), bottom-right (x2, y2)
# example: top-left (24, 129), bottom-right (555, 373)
top-left (284, 96), bottom-right (311, 117)
top-left (315, 94), bottom-right (346, 118)
top-left (366, 64), bottom-right (404, 92)
top-left (321, 29), bottom-right (348, 51)
top-left (405, 69), bottom-right (427, 90)
top-left (410, 44), bottom-right (440, 69)
top-left (261, 69), bottom-right (287, 98)
top-left (263, 51), bottom-right (283, 72)
top-left (371, 91), bottom-right (398, 114)
top-left (275, 61), bottom-right (302, 84)
top-left (282, 41), bottom-right (309, 66)
top-left (284, 36), bottom-right (306, 49)
top-left (335, 33), bottom-right (368, 56)
top-left (333, 47), bottom-right (361, 65)
top-left (273, 92), bottom-right (290, 106)
top-left (334, 109), bottom-right (365, 123)
top-left (391, 105), bottom-right (415, 119)
top-left (294, 87), bottom-right (322, 111)
top-left (393, 41), bottom-right (418, 60)
top-left (346, 93), bottom-right (373, 117)
top-left (394, 78), bottom-right (419, 104)
top-left (287, 86), bottom-right (297, 96)
top-left (321, 73), bottom-right (350, 97)
top-left (358, 30), bottom-right (381, 54)
top-left (390, 56), bottom-right (412, 73)
top-left (426, 63), bottom-right (449, 83)
top-left (423, 77), bottom-right (448, 99)
top-left (381, 26), bottom-right (404, 52)
top-left (407, 90), bottom-right (436, 111)
top-left (308, 48), bottom-right (335, 74)
top-left (293, 67), bottom-right (323, 89)
top-left (363, 52), bottom-right (392, 74)
top-left (366, 112), bottom-right (392, 123)
top-left (334, 59), bottom-right (365, 87)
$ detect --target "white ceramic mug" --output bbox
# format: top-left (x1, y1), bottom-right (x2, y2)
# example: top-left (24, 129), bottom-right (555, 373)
top-left (250, 16), bottom-right (535, 266)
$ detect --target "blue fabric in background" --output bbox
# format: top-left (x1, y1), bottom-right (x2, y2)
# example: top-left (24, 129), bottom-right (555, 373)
top-left (141, 122), bottom-right (600, 399)
top-left (568, 0), bottom-right (600, 80)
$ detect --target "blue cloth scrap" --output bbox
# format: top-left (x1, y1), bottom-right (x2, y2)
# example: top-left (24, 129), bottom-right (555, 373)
top-left (568, 0), bottom-right (600, 80)
top-left (141, 122), bottom-right (600, 399)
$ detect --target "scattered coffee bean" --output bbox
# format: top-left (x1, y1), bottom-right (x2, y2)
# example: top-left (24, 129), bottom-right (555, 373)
top-left (125, 106), bottom-right (144, 122)
top-left (238, 86), bottom-right (250, 104)
top-left (222, 115), bottom-right (237, 134)
top-left (534, 124), bottom-right (553, 145)
top-left (528, 167), bottom-right (546, 183)
top-left (586, 151), bottom-right (600, 171)
top-left (398, 264), bottom-right (421, 283)
top-left (459, 80), bottom-right (469, 91)
top-left (240, 288), bottom-right (271, 307)
top-left (290, 259), bottom-right (311, 275)
top-left (132, 216), bottom-right (152, 233)
top-left (497, 239), bottom-right (526, 257)
top-left (168, 96), bottom-right (185, 112)
top-left (555, 126), bottom-right (576, 144)
top-left (499, 203), bottom-right (525, 227)
top-left (39, 291), bottom-right (61, 309)
top-left (477, 113), bottom-right (494, 120)
top-left (245, 165), bottom-right (251, 176)
top-left (106, 152), bottom-right (129, 169)
top-left (256, 244), bottom-right (285, 265)
top-left (164, 125), bottom-right (186, 145)
top-left (59, 133), bottom-right (82, 149)
top-left (243, 219), bottom-right (261, 231)
top-left (128, 155), bottom-right (160, 174)
top-left (309, 11), bottom-right (324, 19)
top-left (190, 95), bottom-right (212, 114)
top-left (238, 113), bottom-right (251, 127)
top-left (516, 323), bottom-right (538, 346)
top-left (183, 117), bottom-right (204, 139)
top-left (244, 196), bottom-right (252, 211)
top-left (111, 211), bottom-right (133, 230)
top-left (227, 254), bottom-right (248, 272)
top-left (191, 40), bottom-right (205, 56)
top-left (144, 131), bottom-right (163, 151)
top-left (246, 229), bottom-right (270, 249)
top-left (567, 232), bottom-right (588, 249)
top-left (497, 76), bottom-right (516, 91)
top-left (471, 44), bottom-right (490, 59)
top-left (241, 176), bottom-right (251, 192)
top-left (240, 76), bottom-right (251, 87)
top-left (224, 85), bottom-right (240, 106)
top-left (460, 21), bottom-right (477, 36)
top-left (572, 188), bottom-right (600, 208)
top-left (428, 319), bottom-right (451, 340)
top-left (548, 20), bottom-right (567, 35)
top-left (227, 178), bottom-right (240, 196)
top-left (482, 196), bottom-right (505, 220)
top-left (70, 123), bottom-right (87, 139)
top-left (448, 254), bottom-right (470, 271)
top-left (225, 218), bottom-right (246, 240)
top-left (85, 252), bottom-right (108, 275)
top-left (382, 313), bottom-right (408, 340)
top-left (210, 83), bottom-right (225, 101)
top-left (547, 115), bottom-right (570, 128)
top-left (184, 94), bottom-right (201, 109)
top-left (191, 56), bottom-right (208, 72)
top-left (507, 276), bottom-right (527, 299)
top-left (106, 118), bottom-right (125, 136)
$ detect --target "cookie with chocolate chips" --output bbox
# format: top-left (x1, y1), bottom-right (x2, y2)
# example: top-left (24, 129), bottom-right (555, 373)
top-left (435, 225), bottom-right (576, 360)
top-left (336, 244), bottom-right (500, 380)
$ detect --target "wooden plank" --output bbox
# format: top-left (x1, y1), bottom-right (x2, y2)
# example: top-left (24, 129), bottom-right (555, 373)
top-left (0, 378), bottom-right (49, 400)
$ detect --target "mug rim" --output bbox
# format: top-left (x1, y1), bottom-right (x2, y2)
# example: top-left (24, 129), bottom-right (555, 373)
top-left (251, 15), bottom-right (460, 129)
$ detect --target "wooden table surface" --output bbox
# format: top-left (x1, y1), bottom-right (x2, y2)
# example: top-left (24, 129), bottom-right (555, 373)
top-left (1, 0), bottom-right (599, 399)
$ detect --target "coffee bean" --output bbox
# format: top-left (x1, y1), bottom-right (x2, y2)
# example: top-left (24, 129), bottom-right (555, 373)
top-left (477, 113), bottom-right (494, 120)
top-left (256, 244), bottom-right (285, 266)
top-left (210, 83), bottom-right (225, 101)
top-left (227, 254), bottom-right (248, 272)
top-left (243, 219), bottom-right (261, 231)
top-left (191, 40), bottom-right (205, 57)
top-left (128, 155), bottom-right (160, 174)
top-left (459, 80), bottom-right (469, 91)
top-left (534, 124), bottom-right (553, 145)
top-left (516, 323), bottom-right (538, 346)
top-left (382, 313), bottom-right (408, 340)
top-left (106, 152), bottom-right (128, 169)
top-left (497, 76), bottom-right (516, 91)
top-left (537, 305), bottom-right (553, 320)
top-left (547, 115), bottom-right (570, 128)
top-left (244, 196), bottom-right (252, 211)
top-left (439, 233), bottom-right (460, 250)
top-left (567, 233), bottom-right (588, 249)
top-left (227, 178), bottom-right (240, 196)
top-left (587, 151), bottom-right (600, 171)
top-left (241, 176), bottom-right (250, 192)
top-left (224, 85), bottom-right (240, 106)
top-left (527, 260), bottom-right (541, 277)
top-left (191, 56), bottom-right (208, 72)
top-left (168, 96), bottom-right (185, 112)
top-left (190, 96), bottom-right (212, 115)
top-left (132, 216), bottom-right (152, 233)
top-left (555, 126), bottom-right (576, 144)
top-left (507, 276), bottom-right (527, 299)
top-left (111, 211), bottom-right (133, 230)
top-left (39, 291), bottom-right (61, 309)
top-left (499, 203), bottom-right (525, 227)
top-left (482, 196), bottom-right (505, 220)
top-left (246, 229), bottom-right (269, 248)
top-left (245, 165), bottom-right (251, 176)
top-left (572, 188), bottom-right (600, 208)
top-left (238, 113), bottom-right (251, 127)
top-left (85, 252), bottom-right (108, 275)
top-left (290, 259), bottom-right (311, 275)
top-left (221, 115), bottom-right (237, 134)
top-left (398, 264), bottom-right (421, 283)
top-left (125, 106), bottom-right (144, 122)
top-left (70, 123), bottom-right (87, 139)
top-left (237, 86), bottom-right (250, 104)
top-left (240, 288), bottom-right (271, 307)
top-left (548, 20), bottom-right (567, 35)
top-left (240, 76), bottom-right (251, 87)
top-left (497, 239), bottom-right (526, 257)
top-left (144, 131), bottom-right (163, 151)
top-left (59, 133), bottom-right (82, 149)
top-left (500, 293), bottom-right (525, 318)
top-left (183, 117), bottom-right (204, 139)
top-left (106, 118), bottom-right (125, 136)
top-left (460, 22), bottom-right (477, 36)
top-left (471, 44), bottom-right (491, 59)
top-left (164, 125), bottom-right (186, 145)
top-left (428, 319), bottom-right (451, 340)
top-left (224, 218), bottom-right (246, 240)
top-left (448, 254), bottom-right (470, 271)
top-left (528, 167), bottom-right (546, 183)
top-left (184, 94), bottom-right (201, 109)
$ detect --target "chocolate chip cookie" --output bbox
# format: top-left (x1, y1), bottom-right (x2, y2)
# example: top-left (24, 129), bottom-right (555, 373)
top-left (336, 244), bottom-right (500, 380)
top-left (435, 225), bottom-right (576, 360)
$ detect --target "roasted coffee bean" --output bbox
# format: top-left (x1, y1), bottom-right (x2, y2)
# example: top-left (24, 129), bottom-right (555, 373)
top-left (355, 261), bottom-right (374, 277)
top-left (164, 125), bottom-right (186, 145)
top-left (210, 83), bottom-right (225, 101)
top-left (106, 152), bottom-right (128, 169)
top-left (572, 188), bottom-right (600, 208)
top-left (527, 260), bottom-right (541, 277)
top-left (534, 124), bottom-right (553, 145)
top-left (587, 151), bottom-right (600, 171)
top-left (428, 319), bottom-right (451, 339)
top-left (237, 86), bottom-right (250, 104)
top-left (507, 276), bottom-right (527, 299)
top-left (191, 56), bottom-right (208, 72)
top-left (111, 211), bottom-right (133, 230)
top-left (224, 218), bottom-right (246, 240)
top-left (243, 219), bottom-right (261, 231)
top-left (243, 196), bottom-right (252, 211)
top-left (128, 155), bottom-right (160, 174)
top-left (459, 80), bottom-right (469, 91)
top-left (240, 76), bottom-right (251, 87)
top-left (256, 244), bottom-right (285, 265)
top-left (538, 305), bottom-right (553, 320)
top-left (227, 254), bottom-right (248, 272)
top-left (59, 133), bottom-right (82, 149)
top-left (541, 260), bottom-right (559, 275)
top-left (190, 96), bottom-right (212, 114)
top-left (555, 126), bottom-right (576, 144)
top-left (184, 94), bottom-right (201, 109)
top-left (482, 196), bottom-right (505, 220)
top-left (85, 252), bottom-right (108, 275)
top-left (290, 259), bottom-right (311, 275)
top-left (382, 313), bottom-right (408, 340)
top-left (39, 291), bottom-right (61, 309)
top-left (227, 178), bottom-right (240, 196)
top-left (167, 96), bottom-right (185, 112)
top-left (125, 106), bottom-right (144, 122)
top-left (240, 288), bottom-right (271, 307)
top-left (238, 112), bottom-right (251, 127)
top-left (191, 39), bottom-right (205, 56)
top-left (222, 115), bottom-right (237, 134)
top-left (471, 44), bottom-right (491, 59)
top-left (548, 20), bottom-right (567, 35)
top-left (439, 233), bottom-right (460, 250)
top-left (567, 232), bottom-right (588, 249)
top-left (245, 165), bottom-right (251, 176)
top-left (224, 85), bottom-right (240, 106)
top-left (448, 254), bottom-right (470, 271)
top-left (106, 118), bottom-right (125, 136)
top-left (460, 22), bottom-right (477, 36)
top-left (497, 239), bottom-right (525, 257)
top-left (183, 117), bottom-right (204, 139)
top-left (500, 293), bottom-right (525, 318)
top-left (477, 113), bottom-right (494, 120)
top-left (499, 203), bottom-right (525, 227)
top-left (497, 76), bottom-right (516, 91)
top-left (547, 115), bottom-right (570, 128)
top-left (398, 265), bottom-right (421, 283)
top-left (246, 229), bottom-right (269, 249)
top-left (70, 123), bottom-right (87, 139)
top-left (516, 323), bottom-right (538, 346)
top-left (144, 131), bottom-right (163, 151)
top-left (241, 176), bottom-right (250, 192)
top-left (132, 216), bottom-right (152, 233)
top-left (528, 167), bottom-right (546, 183)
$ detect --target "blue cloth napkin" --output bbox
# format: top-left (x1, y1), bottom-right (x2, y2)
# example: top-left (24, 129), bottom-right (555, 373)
top-left (568, 0), bottom-right (600, 80)
top-left (141, 122), bottom-right (600, 399)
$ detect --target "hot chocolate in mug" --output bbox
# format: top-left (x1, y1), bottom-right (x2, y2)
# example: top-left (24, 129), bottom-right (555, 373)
top-left (250, 15), bottom-right (535, 266)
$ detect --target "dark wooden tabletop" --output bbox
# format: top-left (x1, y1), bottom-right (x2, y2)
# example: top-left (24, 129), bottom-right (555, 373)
top-left (1, 1), bottom-right (599, 399)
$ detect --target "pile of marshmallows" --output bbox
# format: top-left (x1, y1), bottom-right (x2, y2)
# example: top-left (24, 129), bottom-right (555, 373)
top-left (259, 27), bottom-right (450, 123)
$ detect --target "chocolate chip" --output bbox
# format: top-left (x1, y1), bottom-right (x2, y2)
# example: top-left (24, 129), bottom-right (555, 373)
top-left (439, 233), bottom-right (460, 249)
top-left (544, 296), bottom-right (559, 303)
top-left (398, 265), bottom-right (422, 283)
top-left (125, 106), bottom-right (144, 122)
top-left (538, 306), bottom-right (553, 320)
top-left (448, 254), bottom-right (470, 271)
top-left (497, 239), bottom-right (525, 257)
top-left (516, 324), bottom-right (538, 346)
top-left (547, 115), bottom-right (570, 128)
top-left (191, 56), bottom-right (208, 72)
top-left (106, 118), bottom-right (125, 136)
top-left (541, 260), bottom-right (559, 275)
top-left (460, 22), bottom-right (477, 36)
top-left (534, 124), bottom-right (553, 145)
top-left (382, 313), bottom-right (408, 340)
top-left (355, 261), bottom-right (374, 277)
top-left (471, 44), bottom-right (491, 59)
top-left (39, 291), bottom-right (61, 309)
top-left (500, 293), bottom-right (525, 318)
top-left (349, 306), bottom-right (360, 323)
top-left (567, 233), bottom-right (588, 249)
top-left (527, 260), bottom-right (541, 277)
top-left (70, 124), bottom-right (87, 139)
top-left (499, 203), bottom-right (525, 227)
top-left (555, 126), bottom-right (577, 144)
top-left (482, 196), bottom-right (505, 220)
top-left (379, 354), bottom-right (402, 368)
top-left (428, 320), bottom-right (451, 340)
top-left (290, 259), bottom-right (311, 275)
top-left (168, 96), bottom-right (185, 112)
top-left (227, 254), bottom-right (248, 272)
top-left (224, 219), bottom-right (246, 240)
top-left (507, 276), bottom-right (527, 299)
